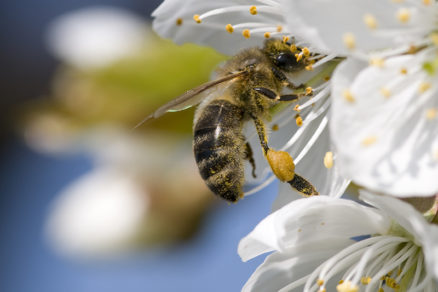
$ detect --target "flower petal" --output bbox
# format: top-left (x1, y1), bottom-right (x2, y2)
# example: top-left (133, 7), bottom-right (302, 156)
top-left (242, 238), bottom-right (352, 291)
top-left (238, 196), bottom-right (390, 261)
top-left (331, 53), bottom-right (438, 196)
top-left (282, 0), bottom-right (436, 55)
top-left (152, 0), bottom-right (285, 55)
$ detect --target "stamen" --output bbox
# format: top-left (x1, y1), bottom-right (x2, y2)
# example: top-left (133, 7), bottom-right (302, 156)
top-left (396, 8), bottom-right (411, 23)
top-left (302, 47), bottom-right (310, 57)
top-left (360, 276), bottom-right (371, 285)
top-left (264, 32), bottom-right (271, 38)
top-left (342, 89), bottom-right (355, 103)
top-left (290, 44), bottom-right (297, 53)
top-left (226, 24), bottom-right (234, 33)
top-left (176, 18), bottom-right (183, 26)
top-left (282, 36), bottom-right (289, 43)
top-left (294, 104), bottom-right (300, 112)
top-left (295, 53), bottom-right (303, 62)
top-left (324, 151), bottom-right (334, 169)
top-left (362, 135), bottom-right (377, 146)
top-left (370, 57), bottom-right (385, 67)
top-left (271, 124), bottom-right (279, 131)
top-left (242, 29), bottom-right (251, 38)
top-left (425, 108), bottom-right (437, 120)
top-left (295, 115), bottom-right (303, 127)
top-left (276, 25), bottom-right (283, 32)
top-left (363, 14), bottom-right (378, 29)
top-left (423, 0), bottom-right (431, 5)
top-left (337, 281), bottom-right (359, 292)
top-left (343, 33), bottom-right (356, 50)
top-left (430, 33), bottom-right (438, 46)
top-left (317, 279), bottom-right (324, 286)
top-left (193, 14), bottom-right (201, 23)
top-left (305, 87), bottom-right (313, 95)
top-left (400, 67), bottom-right (408, 74)
top-left (418, 81), bottom-right (431, 93)
top-left (249, 6), bottom-right (257, 15)
top-left (305, 65), bottom-right (313, 71)
top-left (380, 87), bottom-right (391, 98)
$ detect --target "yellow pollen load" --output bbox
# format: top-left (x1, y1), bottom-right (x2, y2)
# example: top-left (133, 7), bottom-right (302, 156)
top-left (226, 24), bottom-right (234, 33)
top-left (400, 67), bottom-right (408, 74)
top-left (193, 14), bottom-right (201, 23)
top-left (380, 87), bottom-right (391, 98)
top-left (283, 36), bottom-right (290, 43)
top-left (342, 89), bottom-right (355, 103)
top-left (419, 81), bottom-right (431, 93)
top-left (370, 57), bottom-right (384, 67)
top-left (264, 32), bottom-right (271, 39)
top-left (396, 8), bottom-right (411, 23)
top-left (360, 277), bottom-right (372, 285)
top-left (343, 32), bottom-right (356, 50)
top-left (296, 115), bottom-right (303, 127)
top-left (363, 13), bottom-right (378, 29)
top-left (324, 151), bottom-right (334, 169)
top-left (266, 149), bottom-right (295, 182)
top-left (337, 281), bottom-right (359, 292)
top-left (276, 25), bottom-right (283, 32)
top-left (249, 5), bottom-right (257, 15)
top-left (176, 18), bottom-right (183, 26)
top-left (317, 279), bottom-right (324, 286)
top-left (426, 108), bottom-right (437, 120)
top-left (242, 29), bottom-right (251, 38)
top-left (430, 33), bottom-right (438, 46)
top-left (362, 135), bottom-right (377, 146)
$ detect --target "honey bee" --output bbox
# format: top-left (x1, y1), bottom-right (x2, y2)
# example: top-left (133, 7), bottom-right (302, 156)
top-left (137, 39), bottom-right (319, 202)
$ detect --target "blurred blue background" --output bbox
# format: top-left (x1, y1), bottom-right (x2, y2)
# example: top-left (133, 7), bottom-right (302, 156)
top-left (0, 0), bottom-right (278, 291)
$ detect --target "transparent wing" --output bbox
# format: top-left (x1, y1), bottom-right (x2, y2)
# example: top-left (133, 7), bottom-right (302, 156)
top-left (133, 71), bottom-right (247, 129)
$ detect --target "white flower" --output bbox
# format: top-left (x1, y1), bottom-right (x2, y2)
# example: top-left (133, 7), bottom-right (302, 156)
top-left (152, 0), bottom-right (349, 200)
top-left (273, 0), bottom-right (438, 196)
top-left (47, 6), bottom-right (149, 69)
top-left (238, 192), bottom-right (438, 291)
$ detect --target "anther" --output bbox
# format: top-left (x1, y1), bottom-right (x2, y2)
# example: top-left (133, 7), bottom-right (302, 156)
top-left (363, 14), bottom-right (377, 29)
top-left (426, 108), bottom-right (437, 120)
top-left (226, 24), bottom-right (234, 33)
top-left (342, 89), bottom-right (355, 103)
top-left (380, 87), bottom-right (391, 98)
top-left (176, 18), bottom-right (183, 26)
top-left (430, 33), bottom-right (438, 46)
top-left (423, 0), bottom-right (431, 5)
top-left (276, 25), bottom-right (283, 32)
top-left (249, 6), bottom-right (257, 15)
top-left (290, 44), bottom-right (297, 53)
top-left (324, 152), bottom-right (333, 169)
top-left (362, 135), bottom-right (377, 146)
top-left (282, 36), bottom-right (290, 43)
top-left (272, 124), bottom-right (279, 131)
top-left (396, 8), bottom-right (411, 23)
top-left (337, 281), bottom-right (359, 292)
top-left (419, 81), bottom-right (431, 93)
top-left (400, 67), bottom-right (408, 74)
top-left (305, 65), bottom-right (313, 71)
top-left (294, 104), bottom-right (301, 112)
top-left (264, 32), bottom-right (271, 38)
top-left (193, 14), bottom-right (201, 23)
top-left (242, 29), bottom-right (251, 38)
top-left (305, 87), bottom-right (313, 95)
top-left (295, 115), bottom-right (303, 127)
top-left (370, 57), bottom-right (384, 67)
top-left (295, 53), bottom-right (303, 62)
top-left (360, 277), bottom-right (371, 285)
top-left (302, 47), bottom-right (310, 57)
top-left (343, 32), bottom-right (356, 50)
top-left (317, 279), bottom-right (324, 286)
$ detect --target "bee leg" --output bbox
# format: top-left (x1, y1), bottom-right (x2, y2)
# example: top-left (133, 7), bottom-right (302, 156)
top-left (271, 66), bottom-right (307, 90)
top-left (253, 87), bottom-right (302, 102)
top-left (244, 142), bottom-right (257, 178)
top-left (251, 115), bottom-right (319, 196)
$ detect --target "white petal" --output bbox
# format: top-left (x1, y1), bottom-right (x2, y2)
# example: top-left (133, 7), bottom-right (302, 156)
top-left (238, 196), bottom-right (390, 261)
top-left (361, 191), bottom-right (438, 280)
top-left (331, 53), bottom-right (438, 196)
top-left (152, 0), bottom-right (285, 55)
top-left (282, 0), bottom-right (436, 55)
top-left (242, 238), bottom-right (352, 291)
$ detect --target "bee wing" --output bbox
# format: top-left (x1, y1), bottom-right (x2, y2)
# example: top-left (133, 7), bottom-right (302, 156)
top-left (133, 71), bottom-right (247, 129)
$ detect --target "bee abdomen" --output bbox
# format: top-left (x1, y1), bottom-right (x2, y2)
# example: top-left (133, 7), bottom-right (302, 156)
top-left (193, 100), bottom-right (245, 202)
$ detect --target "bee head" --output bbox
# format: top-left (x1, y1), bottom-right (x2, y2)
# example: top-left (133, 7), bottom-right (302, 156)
top-left (263, 39), bottom-right (308, 72)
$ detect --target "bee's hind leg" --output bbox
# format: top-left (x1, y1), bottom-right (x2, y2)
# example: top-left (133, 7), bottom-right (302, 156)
top-left (251, 115), bottom-right (318, 196)
top-left (244, 142), bottom-right (257, 178)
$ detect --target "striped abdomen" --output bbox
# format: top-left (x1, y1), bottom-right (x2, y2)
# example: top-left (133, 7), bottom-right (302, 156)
top-left (193, 99), bottom-right (245, 202)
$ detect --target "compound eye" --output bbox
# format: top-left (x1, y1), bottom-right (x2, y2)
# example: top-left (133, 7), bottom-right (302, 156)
top-left (275, 52), bottom-right (298, 70)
